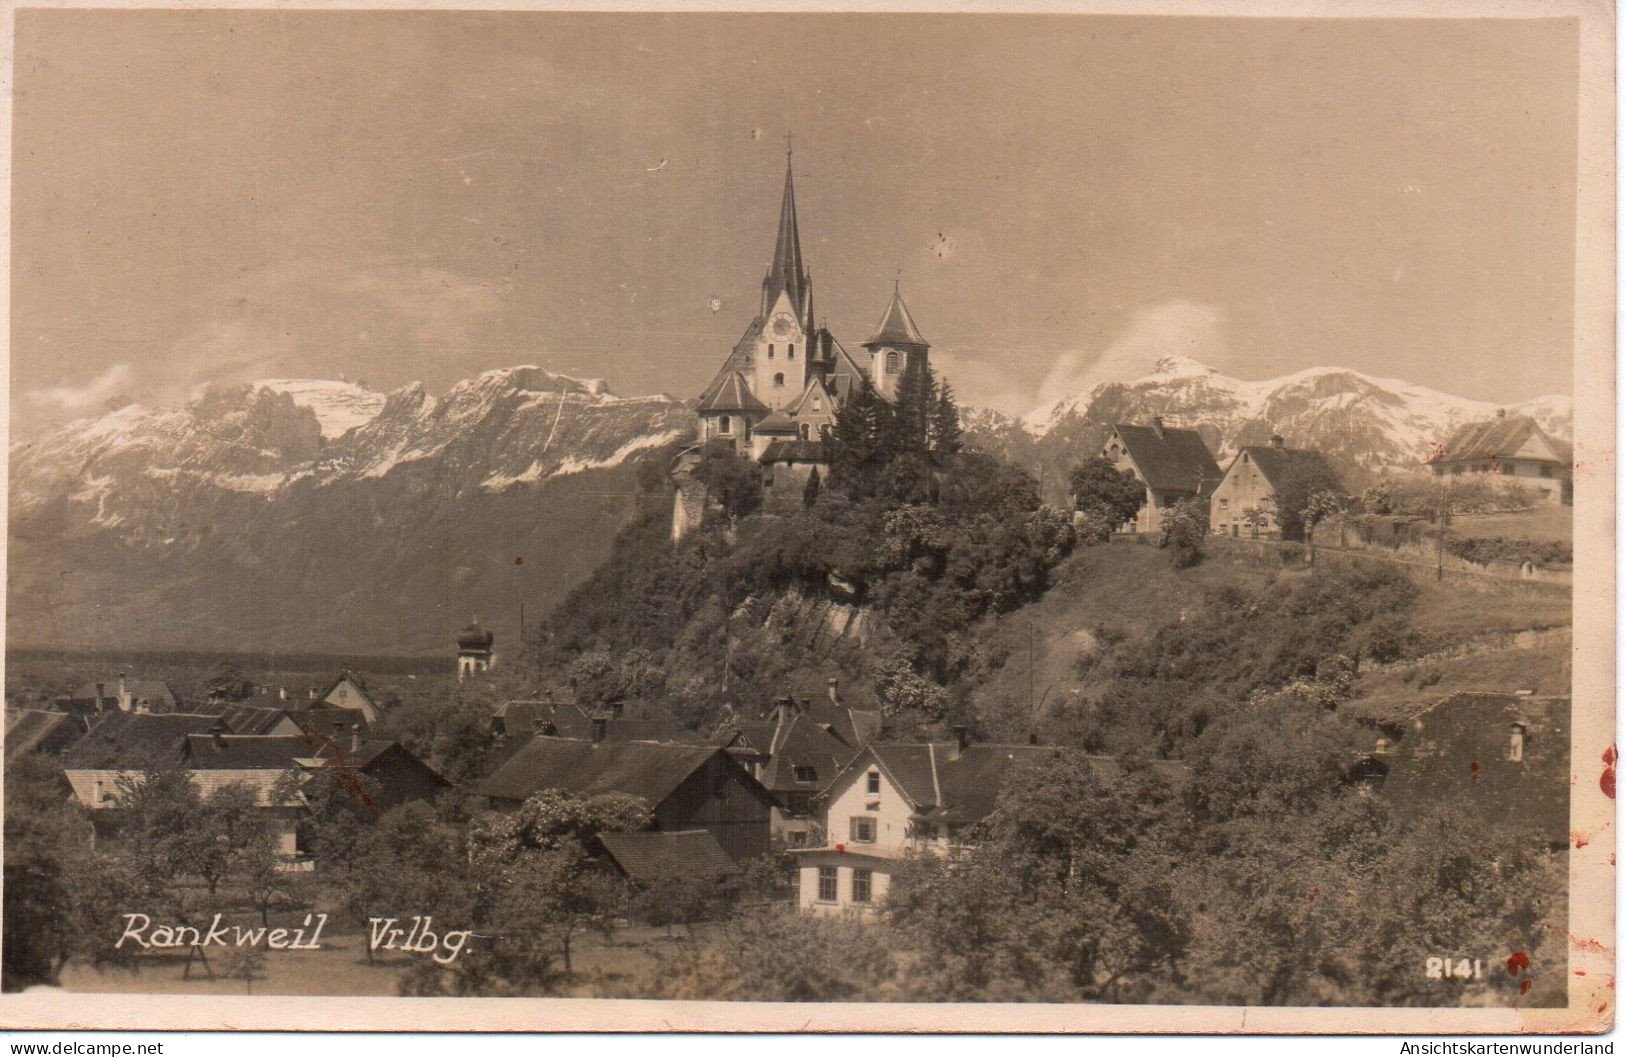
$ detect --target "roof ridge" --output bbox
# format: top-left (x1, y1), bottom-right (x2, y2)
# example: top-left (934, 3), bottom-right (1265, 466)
top-left (926, 742), bottom-right (943, 808)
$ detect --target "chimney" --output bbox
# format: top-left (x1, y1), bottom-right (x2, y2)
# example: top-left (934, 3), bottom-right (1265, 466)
top-left (211, 720), bottom-right (228, 749)
top-left (308, 687), bottom-right (318, 701)
top-left (827, 677), bottom-right (840, 706)
top-left (591, 717), bottom-right (607, 743)
top-left (351, 724), bottom-right (362, 754)
top-left (95, 683), bottom-right (106, 711)
top-left (950, 724), bottom-right (970, 759)
top-left (117, 673), bottom-right (130, 712)
top-left (1270, 434), bottom-right (1284, 449)
top-left (1151, 416), bottom-right (1166, 439)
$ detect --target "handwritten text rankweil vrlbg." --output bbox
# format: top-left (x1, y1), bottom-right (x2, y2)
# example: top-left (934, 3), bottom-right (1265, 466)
top-left (114, 913), bottom-right (473, 965)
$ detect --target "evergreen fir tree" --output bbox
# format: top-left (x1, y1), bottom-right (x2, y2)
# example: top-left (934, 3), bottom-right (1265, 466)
top-left (928, 375), bottom-right (963, 457)
top-left (802, 466), bottom-right (822, 508)
top-left (829, 382), bottom-right (886, 499)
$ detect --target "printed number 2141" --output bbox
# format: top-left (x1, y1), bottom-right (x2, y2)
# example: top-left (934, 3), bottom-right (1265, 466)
top-left (1425, 957), bottom-right (1483, 980)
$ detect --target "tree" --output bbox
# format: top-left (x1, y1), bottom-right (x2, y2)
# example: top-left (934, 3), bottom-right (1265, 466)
top-left (1159, 498), bottom-right (1207, 568)
top-left (828, 383), bottom-right (888, 499)
top-left (1267, 455), bottom-right (1344, 542)
top-left (802, 466), bottom-right (821, 508)
top-left (1068, 458), bottom-right (1144, 530)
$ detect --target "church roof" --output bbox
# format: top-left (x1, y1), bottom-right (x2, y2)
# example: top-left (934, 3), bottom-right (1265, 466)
top-left (863, 287), bottom-right (929, 349)
top-left (786, 375), bottom-right (836, 416)
top-left (765, 158), bottom-right (810, 328)
top-left (697, 371), bottom-right (768, 415)
top-left (754, 410), bottom-right (797, 434)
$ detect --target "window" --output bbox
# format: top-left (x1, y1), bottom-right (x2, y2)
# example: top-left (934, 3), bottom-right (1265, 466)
top-left (1509, 724), bottom-right (1526, 763)
top-left (768, 344), bottom-right (775, 359)
top-left (851, 868), bottom-right (872, 903)
top-left (719, 415), bottom-right (731, 435)
top-left (817, 866), bottom-right (838, 902)
top-left (773, 373), bottom-right (785, 388)
top-left (800, 423), bottom-right (811, 441)
top-left (786, 792), bottom-right (812, 817)
top-left (1540, 465), bottom-right (1554, 478)
top-left (793, 764), bottom-right (818, 783)
top-left (788, 344), bottom-right (796, 360)
top-left (885, 350), bottom-right (900, 373)
top-left (789, 830), bottom-right (807, 847)
top-left (850, 816), bottom-right (876, 843)
top-left (1500, 462), bottom-right (1514, 476)
top-left (866, 770), bottom-right (881, 795)
top-left (1220, 498), bottom-right (1229, 509)
top-left (813, 397), bottom-right (822, 411)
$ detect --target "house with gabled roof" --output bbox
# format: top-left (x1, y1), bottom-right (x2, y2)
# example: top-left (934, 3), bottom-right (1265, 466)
top-left (597, 829), bottom-right (738, 890)
top-left (713, 681), bottom-right (884, 847)
top-left (1208, 434), bottom-right (1337, 538)
top-left (793, 731), bottom-right (1186, 916)
top-left (1100, 418), bottom-right (1222, 535)
top-left (4, 708), bottom-right (92, 764)
top-left (315, 670), bottom-right (380, 724)
top-left (476, 736), bottom-right (774, 862)
top-left (1427, 411), bottom-right (1572, 504)
top-left (58, 675), bottom-right (179, 716)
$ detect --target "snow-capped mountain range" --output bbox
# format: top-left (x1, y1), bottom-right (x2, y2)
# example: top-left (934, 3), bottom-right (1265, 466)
top-left (9, 367), bottom-right (690, 655)
top-left (8, 355), bottom-right (1570, 654)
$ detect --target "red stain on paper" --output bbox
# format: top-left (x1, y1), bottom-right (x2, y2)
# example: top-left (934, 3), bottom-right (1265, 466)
top-left (1506, 951), bottom-right (1530, 976)
top-left (1521, 980), bottom-right (1532, 995)
top-left (1574, 832), bottom-right (1590, 849)
top-left (1603, 745), bottom-right (1617, 799)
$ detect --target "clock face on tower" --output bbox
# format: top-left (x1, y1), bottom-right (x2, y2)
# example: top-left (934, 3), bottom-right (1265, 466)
top-left (767, 313), bottom-right (796, 341)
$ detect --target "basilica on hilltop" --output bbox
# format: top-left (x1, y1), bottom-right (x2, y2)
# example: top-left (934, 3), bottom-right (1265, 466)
top-left (673, 148), bottom-right (933, 541)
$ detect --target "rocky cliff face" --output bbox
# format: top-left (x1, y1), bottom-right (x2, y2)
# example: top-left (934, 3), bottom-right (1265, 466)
top-left (9, 368), bottom-right (692, 655)
top-left (965, 355), bottom-right (1572, 498)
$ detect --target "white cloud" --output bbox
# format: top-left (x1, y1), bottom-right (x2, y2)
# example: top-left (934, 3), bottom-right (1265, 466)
top-left (27, 363), bottom-right (135, 412)
top-left (1034, 300), bottom-right (1227, 410)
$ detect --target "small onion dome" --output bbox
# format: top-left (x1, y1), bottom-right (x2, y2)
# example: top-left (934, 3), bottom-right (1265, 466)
top-left (457, 622), bottom-right (494, 650)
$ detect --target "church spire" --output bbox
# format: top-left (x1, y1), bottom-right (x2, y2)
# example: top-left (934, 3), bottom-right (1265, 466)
top-left (763, 150), bottom-right (809, 325)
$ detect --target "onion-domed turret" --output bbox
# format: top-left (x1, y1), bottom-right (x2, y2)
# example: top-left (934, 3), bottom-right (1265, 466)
top-left (457, 622), bottom-right (494, 650)
top-left (456, 621), bottom-right (495, 680)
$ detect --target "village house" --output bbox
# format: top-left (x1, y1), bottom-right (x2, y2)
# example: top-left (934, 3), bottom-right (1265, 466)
top-left (315, 670), bottom-right (382, 723)
top-left (1362, 691), bottom-right (1570, 852)
top-left (794, 730), bottom-right (1185, 915)
top-left (1208, 434), bottom-right (1337, 538)
top-left (1098, 419), bottom-right (1222, 536)
top-left (57, 674), bottom-right (179, 716)
top-left (59, 714), bottom-right (445, 854)
top-left (1427, 411), bottom-right (1572, 504)
top-left (673, 147), bottom-right (937, 540)
top-left (490, 698), bottom-right (701, 758)
top-left (713, 680), bottom-right (883, 847)
top-left (476, 735), bottom-right (775, 862)
top-left (3, 708), bottom-right (93, 765)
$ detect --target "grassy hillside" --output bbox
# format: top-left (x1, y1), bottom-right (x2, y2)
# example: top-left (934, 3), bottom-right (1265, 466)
top-left (963, 537), bottom-right (1571, 745)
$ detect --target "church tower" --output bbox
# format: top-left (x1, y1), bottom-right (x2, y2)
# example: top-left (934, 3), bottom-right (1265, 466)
top-left (862, 282), bottom-right (930, 400)
top-left (750, 147), bottom-right (813, 410)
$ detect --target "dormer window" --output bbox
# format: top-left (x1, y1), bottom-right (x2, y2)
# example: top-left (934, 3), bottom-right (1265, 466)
top-left (866, 770), bottom-right (881, 795)
top-left (793, 765), bottom-right (817, 783)
top-left (1509, 723), bottom-right (1526, 763)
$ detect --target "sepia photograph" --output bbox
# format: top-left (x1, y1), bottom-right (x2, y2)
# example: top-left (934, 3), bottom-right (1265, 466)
top-left (0, 0), bottom-right (1613, 1036)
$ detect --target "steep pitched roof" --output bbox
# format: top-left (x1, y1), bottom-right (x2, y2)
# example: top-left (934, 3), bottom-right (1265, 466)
top-left (1113, 423), bottom-right (1222, 494)
top-left (60, 713), bottom-right (224, 769)
top-left (476, 736), bottom-right (720, 805)
top-left (765, 158), bottom-right (810, 327)
top-left (786, 374), bottom-right (836, 417)
top-left (1431, 414), bottom-right (1571, 465)
top-left (863, 286), bottom-right (929, 349)
top-left (319, 671), bottom-right (378, 711)
top-left (754, 410), bottom-right (797, 434)
top-left (597, 829), bottom-right (736, 885)
top-left (697, 371), bottom-right (769, 415)
top-left (1230, 444), bottom-right (1337, 492)
top-left (845, 743), bottom-right (1186, 826)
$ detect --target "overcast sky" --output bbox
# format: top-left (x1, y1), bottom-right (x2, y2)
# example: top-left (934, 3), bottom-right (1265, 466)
top-left (12, 10), bottom-right (1578, 438)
